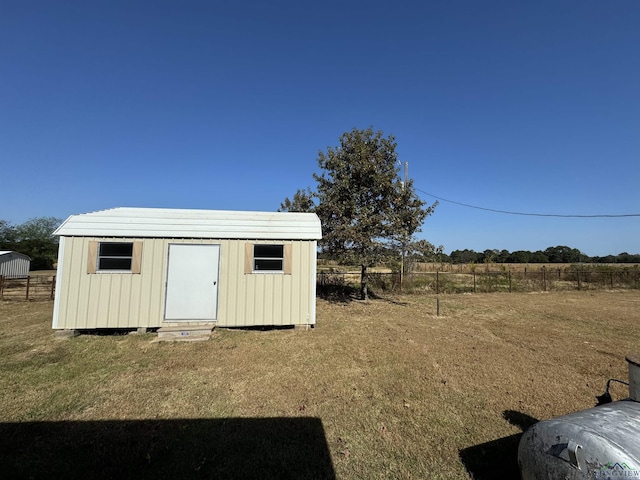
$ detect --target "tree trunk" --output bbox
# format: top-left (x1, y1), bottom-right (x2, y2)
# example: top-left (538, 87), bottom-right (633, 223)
top-left (360, 264), bottom-right (368, 301)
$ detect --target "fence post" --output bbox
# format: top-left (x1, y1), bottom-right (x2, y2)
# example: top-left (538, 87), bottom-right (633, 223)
top-left (436, 270), bottom-right (439, 295)
top-left (26, 276), bottom-right (31, 300)
top-left (543, 267), bottom-right (546, 292)
top-left (577, 271), bottom-right (581, 291)
top-left (610, 271), bottom-right (613, 289)
top-left (473, 272), bottom-right (476, 293)
top-left (50, 275), bottom-right (56, 300)
top-left (509, 270), bottom-right (512, 292)
top-left (0, 275), bottom-right (3, 300)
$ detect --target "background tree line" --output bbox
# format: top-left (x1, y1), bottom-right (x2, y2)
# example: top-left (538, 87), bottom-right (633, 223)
top-left (445, 246), bottom-right (640, 265)
top-left (0, 217), bottom-right (62, 270)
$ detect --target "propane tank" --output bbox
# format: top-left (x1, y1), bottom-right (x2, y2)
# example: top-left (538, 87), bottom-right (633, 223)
top-left (518, 355), bottom-right (640, 480)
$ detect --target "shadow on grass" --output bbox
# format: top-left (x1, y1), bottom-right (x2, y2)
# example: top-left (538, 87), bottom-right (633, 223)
top-left (316, 284), bottom-right (359, 303)
top-left (503, 410), bottom-right (538, 431)
top-left (316, 284), bottom-right (412, 306)
top-left (458, 410), bottom-right (539, 480)
top-left (75, 328), bottom-right (159, 336)
top-left (0, 417), bottom-right (336, 480)
top-left (220, 325), bottom-right (296, 331)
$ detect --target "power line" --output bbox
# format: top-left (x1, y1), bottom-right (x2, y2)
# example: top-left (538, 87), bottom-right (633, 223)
top-left (416, 188), bottom-right (640, 218)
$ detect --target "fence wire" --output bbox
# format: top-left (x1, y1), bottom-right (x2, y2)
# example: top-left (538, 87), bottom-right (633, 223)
top-left (317, 269), bottom-right (640, 295)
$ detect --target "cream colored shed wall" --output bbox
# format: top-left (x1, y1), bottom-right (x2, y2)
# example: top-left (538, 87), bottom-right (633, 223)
top-left (54, 237), bottom-right (316, 329)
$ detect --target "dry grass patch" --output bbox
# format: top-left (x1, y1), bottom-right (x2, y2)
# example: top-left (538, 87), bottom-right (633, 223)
top-left (1, 291), bottom-right (639, 479)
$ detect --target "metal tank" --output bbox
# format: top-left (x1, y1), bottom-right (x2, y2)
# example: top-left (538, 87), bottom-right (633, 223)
top-left (518, 355), bottom-right (640, 480)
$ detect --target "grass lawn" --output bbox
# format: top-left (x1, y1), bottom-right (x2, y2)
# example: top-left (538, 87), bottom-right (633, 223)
top-left (1, 291), bottom-right (639, 479)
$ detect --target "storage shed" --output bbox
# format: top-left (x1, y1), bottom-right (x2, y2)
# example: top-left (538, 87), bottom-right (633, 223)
top-left (0, 251), bottom-right (31, 279)
top-left (52, 207), bottom-right (322, 330)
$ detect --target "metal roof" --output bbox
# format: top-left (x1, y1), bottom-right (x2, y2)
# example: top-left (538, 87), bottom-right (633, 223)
top-left (54, 207), bottom-right (322, 240)
top-left (0, 251), bottom-right (31, 260)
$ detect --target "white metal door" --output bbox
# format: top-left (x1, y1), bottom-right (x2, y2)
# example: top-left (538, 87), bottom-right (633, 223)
top-left (164, 244), bottom-right (220, 321)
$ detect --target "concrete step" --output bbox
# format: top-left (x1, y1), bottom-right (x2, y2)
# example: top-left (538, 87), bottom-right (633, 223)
top-left (156, 325), bottom-right (215, 342)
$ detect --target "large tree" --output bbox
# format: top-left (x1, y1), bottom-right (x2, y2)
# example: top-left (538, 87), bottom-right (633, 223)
top-left (310, 127), bottom-right (435, 300)
top-left (278, 188), bottom-right (314, 213)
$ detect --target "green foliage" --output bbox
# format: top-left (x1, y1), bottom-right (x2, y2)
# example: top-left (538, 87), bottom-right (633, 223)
top-left (314, 127), bottom-right (434, 299)
top-left (477, 272), bottom-right (510, 292)
top-left (592, 252), bottom-right (640, 263)
top-left (0, 220), bottom-right (17, 245)
top-left (509, 250), bottom-right (533, 263)
top-left (314, 128), bottom-right (406, 265)
top-left (401, 239), bottom-right (439, 274)
top-left (449, 246), bottom-right (640, 265)
top-left (366, 272), bottom-right (399, 293)
top-left (316, 270), bottom-right (363, 300)
top-left (450, 249), bottom-right (481, 264)
top-left (544, 245), bottom-right (582, 263)
top-left (283, 127), bottom-right (436, 300)
top-left (0, 217), bottom-right (62, 270)
top-left (278, 188), bottom-right (315, 212)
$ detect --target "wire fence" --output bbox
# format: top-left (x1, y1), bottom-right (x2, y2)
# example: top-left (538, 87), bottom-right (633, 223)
top-left (2, 268), bottom-right (637, 302)
top-left (317, 268), bottom-right (640, 295)
top-left (0, 275), bottom-right (56, 301)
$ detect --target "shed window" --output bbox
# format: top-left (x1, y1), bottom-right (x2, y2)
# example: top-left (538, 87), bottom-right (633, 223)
top-left (87, 241), bottom-right (143, 274)
top-left (98, 243), bottom-right (133, 270)
top-left (254, 244), bottom-right (284, 271)
top-left (244, 243), bottom-right (292, 274)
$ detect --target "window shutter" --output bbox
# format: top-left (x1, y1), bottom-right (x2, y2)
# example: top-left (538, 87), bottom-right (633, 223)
top-left (87, 241), bottom-right (98, 274)
top-left (131, 241), bottom-right (143, 274)
top-left (283, 244), bottom-right (292, 275)
top-left (244, 243), bottom-right (253, 274)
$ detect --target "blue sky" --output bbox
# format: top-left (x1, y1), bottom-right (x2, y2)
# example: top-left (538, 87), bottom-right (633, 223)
top-left (1, 1), bottom-right (639, 256)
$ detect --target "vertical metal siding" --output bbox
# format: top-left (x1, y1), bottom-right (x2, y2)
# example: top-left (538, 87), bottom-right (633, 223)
top-left (54, 237), bottom-right (315, 329)
top-left (52, 239), bottom-right (65, 328)
top-left (0, 253), bottom-right (31, 279)
top-left (217, 239), bottom-right (313, 327)
top-left (309, 241), bottom-right (318, 325)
